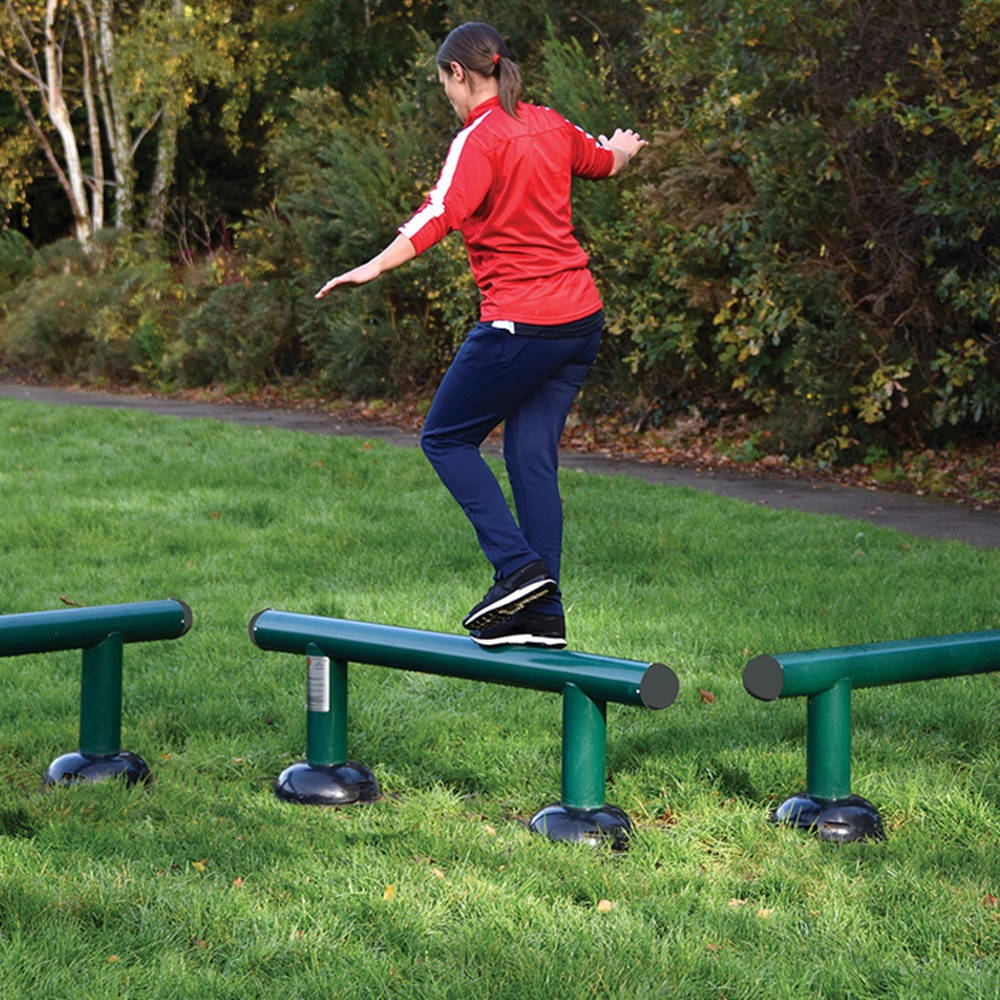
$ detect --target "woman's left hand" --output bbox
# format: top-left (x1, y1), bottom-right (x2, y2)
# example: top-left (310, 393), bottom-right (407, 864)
top-left (599, 127), bottom-right (648, 161)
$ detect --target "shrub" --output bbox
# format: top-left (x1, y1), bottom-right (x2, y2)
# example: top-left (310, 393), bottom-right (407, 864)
top-left (607, 0), bottom-right (1000, 458)
top-left (1, 271), bottom-right (103, 376)
top-left (0, 232), bottom-right (189, 384)
top-left (170, 275), bottom-right (303, 389)
top-left (0, 230), bottom-right (35, 293)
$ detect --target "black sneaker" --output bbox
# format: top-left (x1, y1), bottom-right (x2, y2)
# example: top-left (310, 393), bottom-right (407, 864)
top-left (462, 559), bottom-right (556, 630)
top-left (470, 610), bottom-right (566, 649)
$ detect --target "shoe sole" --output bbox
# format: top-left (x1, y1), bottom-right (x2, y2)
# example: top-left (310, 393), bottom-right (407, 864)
top-left (462, 578), bottom-right (556, 629)
top-left (471, 632), bottom-right (567, 649)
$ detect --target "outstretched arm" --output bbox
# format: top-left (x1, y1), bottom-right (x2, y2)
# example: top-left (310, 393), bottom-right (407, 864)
top-left (598, 128), bottom-right (648, 176)
top-left (315, 234), bottom-right (417, 300)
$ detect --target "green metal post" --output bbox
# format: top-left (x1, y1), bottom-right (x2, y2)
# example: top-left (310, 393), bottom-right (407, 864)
top-left (805, 679), bottom-right (852, 801)
top-left (530, 682), bottom-right (631, 847)
top-left (79, 632), bottom-right (124, 758)
top-left (561, 682), bottom-right (607, 812)
top-left (272, 643), bottom-right (378, 806)
top-left (305, 644), bottom-right (348, 768)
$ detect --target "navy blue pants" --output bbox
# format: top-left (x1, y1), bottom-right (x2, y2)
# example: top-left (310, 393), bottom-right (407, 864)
top-left (420, 321), bottom-right (602, 617)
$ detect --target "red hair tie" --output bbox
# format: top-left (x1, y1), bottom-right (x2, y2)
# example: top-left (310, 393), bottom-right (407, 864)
top-left (493, 53), bottom-right (501, 66)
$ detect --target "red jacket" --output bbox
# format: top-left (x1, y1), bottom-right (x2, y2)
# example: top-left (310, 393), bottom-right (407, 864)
top-left (398, 97), bottom-right (615, 324)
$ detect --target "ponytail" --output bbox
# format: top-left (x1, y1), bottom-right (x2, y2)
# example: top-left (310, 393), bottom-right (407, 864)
top-left (492, 52), bottom-right (522, 120)
top-left (437, 22), bottom-right (522, 119)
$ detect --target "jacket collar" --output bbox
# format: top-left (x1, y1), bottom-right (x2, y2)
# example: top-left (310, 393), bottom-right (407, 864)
top-left (464, 95), bottom-right (502, 127)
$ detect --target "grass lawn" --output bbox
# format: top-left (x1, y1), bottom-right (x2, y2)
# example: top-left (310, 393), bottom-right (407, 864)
top-left (1, 398), bottom-right (999, 998)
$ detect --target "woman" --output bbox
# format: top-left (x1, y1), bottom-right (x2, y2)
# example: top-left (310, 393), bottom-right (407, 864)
top-left (316, 22), bottom-right (646, 648)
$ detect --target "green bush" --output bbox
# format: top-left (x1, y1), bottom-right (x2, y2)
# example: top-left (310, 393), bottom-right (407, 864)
top-left (599, 0), bottom-right (1000, 458)
top-left (0, 232), bottom-right (190, 384)
top-left (170, 275), bottom-right (303, 389)
top-left (1, 271), bottom-right (103, 376)
top-left (0, 229), bottom-right (35, 294)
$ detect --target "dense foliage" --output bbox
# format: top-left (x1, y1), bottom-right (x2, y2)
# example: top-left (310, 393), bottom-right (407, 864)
top-left (1, 0), bottom-right (998, 462)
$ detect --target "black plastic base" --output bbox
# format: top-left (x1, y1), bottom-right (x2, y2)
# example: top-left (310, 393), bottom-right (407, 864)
top-left (274, 761), bottom-right (380, 806)
top-left (529, 803), bottom-right (632, 851)
top-left (45, 750), bottom-right (151, 787)
top-left (771, 792), bottom-right (885, 843)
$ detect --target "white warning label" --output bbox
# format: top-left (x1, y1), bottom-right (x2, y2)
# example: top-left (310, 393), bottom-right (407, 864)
top-left (307, 655), bottom-right (330, 713)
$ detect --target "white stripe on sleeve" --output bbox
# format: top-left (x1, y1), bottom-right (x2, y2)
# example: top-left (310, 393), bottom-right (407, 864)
top-left (399, 111), bottom-right (492, 239)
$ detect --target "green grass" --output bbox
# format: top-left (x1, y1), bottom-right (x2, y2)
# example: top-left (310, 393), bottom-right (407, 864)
top-left (1, 398), bottom-right (999, 998)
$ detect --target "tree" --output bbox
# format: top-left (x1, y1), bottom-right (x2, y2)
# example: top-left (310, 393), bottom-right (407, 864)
top-left (1, 0), bottom-right (96, 241)
top-left (0, 0), bottom-right (269, 243)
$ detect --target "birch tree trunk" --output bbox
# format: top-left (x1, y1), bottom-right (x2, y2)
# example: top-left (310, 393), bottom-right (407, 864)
top-left (73, 6), bottom-right (105, 232)
top-left (93, 0), bottom-right (134, 231)
top-left (146, 0), bottom-right (184, 236)
top-left (42, 0), bottom-right (92, 242)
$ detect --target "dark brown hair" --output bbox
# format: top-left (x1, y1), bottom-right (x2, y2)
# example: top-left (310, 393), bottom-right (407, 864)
top-left (436, 22), bottom-right (522, 119)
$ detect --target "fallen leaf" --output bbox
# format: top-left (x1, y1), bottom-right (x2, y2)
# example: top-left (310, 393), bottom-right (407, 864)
top-left (383, 884), bottom-right (396, 902)
top-left (756, 907), bottom-right (775, 919)
top-left (107, 955), bottom-right (119, 963)
top-left (191, 859), bottom-right (206, 874)
top-left (232, 877), bottom-right (244, 888)
top-left (483, 824), bottom-right (497, 837)
top-left (699, 688), bottom-right (715, 704)
top-left (984, 894), bottom-right (999, 907)
top-left (59, 594), bottom-right (86, 607)
top-left (706, 942), bottom-right (722, 952)
top-left (728, 898), bottom-right (749, 908)
top-left (597, 899), bottom-right (614, 913)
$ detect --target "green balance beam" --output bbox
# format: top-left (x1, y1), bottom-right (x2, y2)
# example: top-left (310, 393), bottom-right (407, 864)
top-left (0, 599), bottom-right (192, 785)
top-left (743, 628), bottom-right (1000, 841)
top-left (250, 609), bottom-right (678, 848)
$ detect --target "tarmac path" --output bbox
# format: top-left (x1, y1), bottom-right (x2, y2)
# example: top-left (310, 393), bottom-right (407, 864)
top-left (2, 380), bottom-right (998, 550)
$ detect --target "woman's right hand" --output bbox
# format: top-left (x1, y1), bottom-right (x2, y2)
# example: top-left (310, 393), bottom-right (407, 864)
top-left (315, 261), bottom-right (382, 299)
top-left (314, 234), bottom-right (417, 300)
